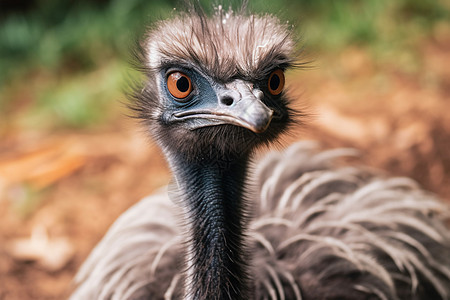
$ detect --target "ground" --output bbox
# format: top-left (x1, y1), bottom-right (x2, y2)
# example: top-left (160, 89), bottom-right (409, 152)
top-left (0, 39), bottom-right (449, 299)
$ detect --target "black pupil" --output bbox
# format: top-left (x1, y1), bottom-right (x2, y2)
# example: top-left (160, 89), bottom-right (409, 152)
top-left (176, 76), bottom-right (190, 93)
top-left (270, 74), bottom-right (280, 91)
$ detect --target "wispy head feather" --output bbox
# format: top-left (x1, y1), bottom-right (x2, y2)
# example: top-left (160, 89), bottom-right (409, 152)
top-left (143, 5), bottom-right (297, 81)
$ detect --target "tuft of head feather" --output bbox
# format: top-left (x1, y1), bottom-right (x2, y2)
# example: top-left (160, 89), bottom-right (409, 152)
top-left (146, 5), bottom-right (296, 80)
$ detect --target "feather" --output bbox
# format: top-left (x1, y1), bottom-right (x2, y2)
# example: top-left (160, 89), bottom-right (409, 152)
top-left (72, 142), bottom-right (450, 299)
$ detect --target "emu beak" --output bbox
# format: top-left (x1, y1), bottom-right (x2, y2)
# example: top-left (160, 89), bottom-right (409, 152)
top-left (174, 80), bottom-right (273, 133)
top-left (213, 88), bottom-right (273, 133)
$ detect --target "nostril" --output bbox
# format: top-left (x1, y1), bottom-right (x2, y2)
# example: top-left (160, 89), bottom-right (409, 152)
top-left (220, 96), bottom-right (234, 106)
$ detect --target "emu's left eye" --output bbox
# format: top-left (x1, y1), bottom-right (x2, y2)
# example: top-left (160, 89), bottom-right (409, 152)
top-left (167, 71), bottom-right (193, 99)
top-left (267, 69), bottom-right (285, 95)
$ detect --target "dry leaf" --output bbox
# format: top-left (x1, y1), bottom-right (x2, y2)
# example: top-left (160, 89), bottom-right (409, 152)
top-left (6, 225), bottom-right (74, 272)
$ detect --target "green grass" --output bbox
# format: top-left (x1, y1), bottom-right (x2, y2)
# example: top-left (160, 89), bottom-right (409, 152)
top-left (22, 62), bottom-right (129, 129)
top-left (0, 0), bottom-right (173, 130)
top-left (0, 0), bottom-right (448, 131)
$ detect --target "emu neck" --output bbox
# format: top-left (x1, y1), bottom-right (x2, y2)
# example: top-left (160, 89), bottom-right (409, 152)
top-left (172, 154), bottom-right (250, 300)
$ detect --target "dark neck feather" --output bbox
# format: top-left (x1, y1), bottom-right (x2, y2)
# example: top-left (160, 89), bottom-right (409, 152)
top-left (171, 153), bottom-right (250, 300)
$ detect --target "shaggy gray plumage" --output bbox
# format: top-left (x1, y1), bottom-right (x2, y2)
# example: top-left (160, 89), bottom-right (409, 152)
top-left (71, 4), bottom-right (450, 300)
top-left (72, 141), bottom-right (450, 299)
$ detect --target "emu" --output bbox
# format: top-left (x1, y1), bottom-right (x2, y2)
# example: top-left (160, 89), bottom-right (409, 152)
top-left (71, 4), bottom-right (450, 300)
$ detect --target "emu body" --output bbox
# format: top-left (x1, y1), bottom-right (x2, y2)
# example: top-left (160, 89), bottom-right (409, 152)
top-left (71, 5), bottom-right (450, 300)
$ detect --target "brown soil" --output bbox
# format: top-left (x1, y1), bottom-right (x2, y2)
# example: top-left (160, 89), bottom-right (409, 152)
top-left (1, 40), bottom-right (449, 299)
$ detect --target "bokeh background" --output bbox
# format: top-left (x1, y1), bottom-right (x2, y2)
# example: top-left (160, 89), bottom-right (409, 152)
top-left (1, 0), bottom-right (449, 298)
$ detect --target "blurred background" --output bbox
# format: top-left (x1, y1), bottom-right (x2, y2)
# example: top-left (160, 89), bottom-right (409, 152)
top-left (0, 0), bottom-right (449, 298)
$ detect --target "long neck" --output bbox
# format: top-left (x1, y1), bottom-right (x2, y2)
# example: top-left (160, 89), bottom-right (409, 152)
top-left (170, 153), bottom-right (250, 300)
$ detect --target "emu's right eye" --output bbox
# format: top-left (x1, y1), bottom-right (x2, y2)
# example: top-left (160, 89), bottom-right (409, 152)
top-left (167, 72), bottom-right (193, 99)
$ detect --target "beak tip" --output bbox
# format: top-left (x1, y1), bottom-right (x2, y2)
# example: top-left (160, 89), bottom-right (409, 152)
top-left (249, 110), bottom-right (273, 133)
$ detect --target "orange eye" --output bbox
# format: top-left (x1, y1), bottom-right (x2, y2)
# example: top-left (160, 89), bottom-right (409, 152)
top-left (167, 72), bottom-right (193, 99)
top-left (267, 69), bottom-right (285, 95)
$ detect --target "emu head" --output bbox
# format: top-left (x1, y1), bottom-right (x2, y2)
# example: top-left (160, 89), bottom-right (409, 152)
top-left (133, 7), bottom-right (297, 161)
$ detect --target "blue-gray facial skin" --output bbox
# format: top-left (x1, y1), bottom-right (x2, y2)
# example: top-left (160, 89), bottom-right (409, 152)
top-left (160, 66), bottom-right (274, 133)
